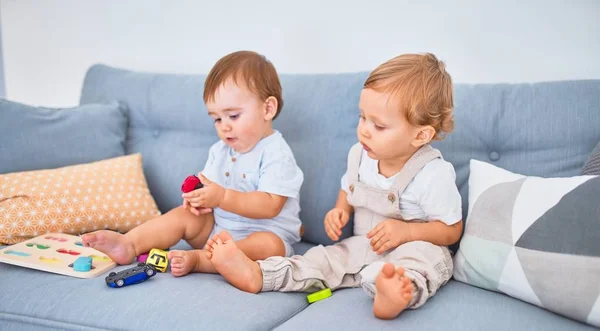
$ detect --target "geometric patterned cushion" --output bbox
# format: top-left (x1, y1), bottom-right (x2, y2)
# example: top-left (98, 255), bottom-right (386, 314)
top-left (0, 154), bottom-right (161, 245)
top-left (582, 141), bottom-right (600, 175)
top-left (454, 160), bottom-right (600, 327)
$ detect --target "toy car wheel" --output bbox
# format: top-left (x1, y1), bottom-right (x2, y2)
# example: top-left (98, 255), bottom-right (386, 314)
top-left (109, 272), bottom-right (116, 277)
top-left (137, 262), bottom-right (145, 267)
top-left (146, 268), bottom-right (155, 277)
top-left (116, 279), bottom-right (125, 287)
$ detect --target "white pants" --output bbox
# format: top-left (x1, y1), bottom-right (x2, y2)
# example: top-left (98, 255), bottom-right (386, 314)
top-left (258, 235), bottom-right (452, 308)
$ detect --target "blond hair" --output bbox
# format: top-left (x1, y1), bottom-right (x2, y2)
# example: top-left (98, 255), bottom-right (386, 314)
top-left (364, 53), bottom-right (454, 140)
top-left (203, 51), bottom-right (283, 119)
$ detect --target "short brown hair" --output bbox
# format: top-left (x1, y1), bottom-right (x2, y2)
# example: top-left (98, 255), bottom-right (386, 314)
top-left (203, 51), bottom-right (283, 119)
top-left (364, 53), bottom-right (454, 140)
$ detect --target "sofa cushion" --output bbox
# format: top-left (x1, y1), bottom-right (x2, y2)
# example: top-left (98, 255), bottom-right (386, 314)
top-left (79, 65), bottom-right (600, 248)
top-left (0, 154), bottom-right (161, 244)
top-left (275, 281), bottom-right (597, 331)
top-left (582, 140), bottom-right (600, 175)
top-left (0, 99), bottom-right (127, 174)
top-left (453, 160), bottom-right (600, 327)
top-left (434, 80), bottom-right (600, 228)
top-left (0, 240), bottom-right (310, 331)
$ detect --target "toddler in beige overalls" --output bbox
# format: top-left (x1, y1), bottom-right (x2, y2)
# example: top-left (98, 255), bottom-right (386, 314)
top-left (258, 143), bottom-right (454, 308)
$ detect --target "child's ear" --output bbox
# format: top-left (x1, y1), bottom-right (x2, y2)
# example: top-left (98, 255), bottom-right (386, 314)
top-left (264, 96), bottom-right (278, 121)
top-left (412, 125), bottom-right (435, 147)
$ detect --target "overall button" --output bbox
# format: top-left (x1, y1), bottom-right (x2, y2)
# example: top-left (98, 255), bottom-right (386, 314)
top-left (489, 151), bottom-right (500, 161)
top-left (225, 172), bottom-right (230, 177)
top-left (388, 193), bottom-right (396, 203)
top-left (349, 184), bottom-right (355, 193)
top-left (232, 157), bottom-right (237, 162)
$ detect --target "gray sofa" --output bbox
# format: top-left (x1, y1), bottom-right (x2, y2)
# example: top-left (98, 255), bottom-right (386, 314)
top-left (1, 64), bottom-right (598, 330)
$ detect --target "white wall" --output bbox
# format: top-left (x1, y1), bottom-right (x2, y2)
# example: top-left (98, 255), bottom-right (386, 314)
top-left (1, 0), bottom-right (599, 107)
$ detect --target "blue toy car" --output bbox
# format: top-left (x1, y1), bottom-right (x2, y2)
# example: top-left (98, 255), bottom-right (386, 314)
top-left (105, 263), bottom-right (157, 288)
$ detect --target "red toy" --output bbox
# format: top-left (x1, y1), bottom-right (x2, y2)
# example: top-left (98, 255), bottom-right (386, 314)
top-left (181, 175), bottom-right (203, 193)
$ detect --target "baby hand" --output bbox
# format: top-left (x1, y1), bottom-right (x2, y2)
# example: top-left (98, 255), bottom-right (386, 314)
top-left (366, 219), bottom-right (411, 255)
top-left (324, 208), bottom-right (350, 241)
top-left (182, 173), bottom-right (225, 210)
top-left (182, 199), bottom-right (212, 216)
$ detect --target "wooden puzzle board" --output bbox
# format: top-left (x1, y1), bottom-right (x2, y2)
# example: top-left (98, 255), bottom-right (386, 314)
top-left (0, 233), bottom-right (116, 278)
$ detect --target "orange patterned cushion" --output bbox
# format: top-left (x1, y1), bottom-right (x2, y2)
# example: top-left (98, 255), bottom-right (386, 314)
top-left (0, 154), bottom-right (161, 244)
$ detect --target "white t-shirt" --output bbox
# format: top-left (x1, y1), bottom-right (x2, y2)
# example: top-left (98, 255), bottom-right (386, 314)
top-left (341, 149), bottom-right (462, 225)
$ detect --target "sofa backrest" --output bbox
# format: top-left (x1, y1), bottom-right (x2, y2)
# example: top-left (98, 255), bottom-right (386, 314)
top-left (80, 64), bottom-right (600, 245)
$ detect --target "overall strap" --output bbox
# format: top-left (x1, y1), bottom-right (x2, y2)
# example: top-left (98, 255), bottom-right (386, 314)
top-left (389, 144), bottom-right (441, 195)
top-left (346, 142), bottom-right (364, 183)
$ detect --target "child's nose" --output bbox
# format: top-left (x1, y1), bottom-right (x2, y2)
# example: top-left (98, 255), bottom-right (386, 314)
top-left (221, 123), bottom-right (232, 132)
top-left (358, 123), bottom-right (370, 138)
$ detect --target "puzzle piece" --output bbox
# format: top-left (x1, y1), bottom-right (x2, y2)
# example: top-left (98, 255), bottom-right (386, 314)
top-left (56, 249), bottom-right (81, 256)
top-left (26, 243), bottom-right (50, 250)
top-left (39, 256), bottom-right (61, 263)
top-left (45, 236), bottom-right (68, 242)
top-left (69, 256), bottom-right (94, 272)
top-left (89, 254), bottom-right (111, 262)
top-left (4, 250), bottom-right (30, 257)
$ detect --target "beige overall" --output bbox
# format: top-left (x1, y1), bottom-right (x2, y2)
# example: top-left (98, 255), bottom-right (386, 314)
top-left (258, 143), bottom-right (453, 308)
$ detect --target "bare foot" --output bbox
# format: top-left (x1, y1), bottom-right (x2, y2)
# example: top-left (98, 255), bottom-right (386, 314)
top-left (168, 250), bottom-right (198, 277)
top-left (373, 263), bottom-right (413, 320)
top-left (210, 236), bottom-right (262, 293)
top-left (81, 231), bottom-right (136, 265)
top-left (205, 230), bottom-right (234, 259)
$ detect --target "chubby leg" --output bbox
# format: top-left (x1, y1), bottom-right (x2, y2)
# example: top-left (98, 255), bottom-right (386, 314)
top-left (169, 230), bottom-right (287, 278)
top-left (207, 233), bottom-right (265, 293)
top-left (206, 230), bottom-right (286, 260)
top-left (82, 206), bottom-right (214, 265)
top-left (206, 230), bottom-right (286, 283)
top-left (210, 234), bottom-right (366, 294)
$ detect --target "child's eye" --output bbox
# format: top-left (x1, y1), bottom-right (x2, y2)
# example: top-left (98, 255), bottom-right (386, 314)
top-left (229, 114), bottom-right (239, 120)
top-left (359, 114), bottom-right (366, 121)
top-left (374, 124), bottom-right (385, 131)
top-left (213, 118), bottom-right (221, 123)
